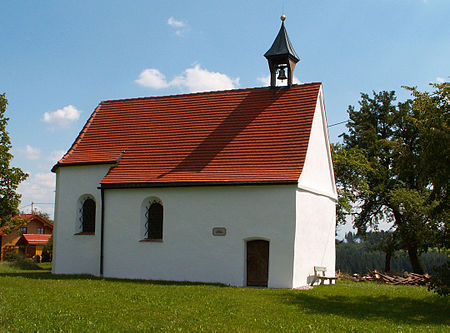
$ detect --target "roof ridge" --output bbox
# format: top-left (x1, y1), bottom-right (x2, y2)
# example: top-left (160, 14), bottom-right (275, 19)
top-left (100, 82), bottom-right (322, 104)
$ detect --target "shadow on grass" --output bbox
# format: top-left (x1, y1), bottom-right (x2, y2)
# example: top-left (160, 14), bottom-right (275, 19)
top-left (278, 291), bottom-right (449, 326)
top-left (0, 269), bottom-right (228, 288)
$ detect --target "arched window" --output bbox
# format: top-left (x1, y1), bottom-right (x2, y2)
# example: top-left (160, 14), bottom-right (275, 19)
top-left (81, 198), bottom-right (96, 233)
top-left (145, 201), bottom-right (163, 240)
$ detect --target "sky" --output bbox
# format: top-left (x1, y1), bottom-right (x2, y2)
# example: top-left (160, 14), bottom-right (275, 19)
top-left (1, 1), bottom-right (448, 236)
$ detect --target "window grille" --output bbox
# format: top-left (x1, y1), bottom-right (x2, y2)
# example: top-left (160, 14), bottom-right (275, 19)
top-left (145, 200), bottom-right (163, 240)
top-left (81, 198), bottom-right (96, 233)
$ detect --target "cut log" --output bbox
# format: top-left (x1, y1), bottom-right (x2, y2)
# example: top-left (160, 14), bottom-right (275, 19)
top-left (341, 270), bottom-right (430, 286)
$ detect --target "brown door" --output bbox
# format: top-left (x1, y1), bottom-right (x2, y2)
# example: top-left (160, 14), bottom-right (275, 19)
top-left (246, 240), bottom-right (269, 287)
top-left (26, 246), bottom-right (36, 258)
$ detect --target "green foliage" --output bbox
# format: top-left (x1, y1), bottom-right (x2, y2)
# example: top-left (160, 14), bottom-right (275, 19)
top-left (0, 263), bottom-right (448, 331)
top-left (333, 83), bottom-right (449, 274)
top-left (344, 231), bottom-right (362, 244)
top-left (331, 144), bottom-right (372, 225)
top-left (4, 249), bottom-right (19, 262)
top-left (41, 234), bottom-right (53, 262)
top-left (36, 210), bottom-right (53, 224)
top-left (3, 251), bottom-right (42, 270)
top-left (428, 261), bottom-right (449, 297)
top-left (336, 234), bottom-right (448, 274)
top-left (0, 93), bottom-right (28, 227)
top-left (365, 230), bottom-right (401, 272)
top-left (0, 215), bottom-right (29, 235)
top-left (402, 84), bottom-right (449, 210)
top-left (366, 230), bottom-right (400, 254)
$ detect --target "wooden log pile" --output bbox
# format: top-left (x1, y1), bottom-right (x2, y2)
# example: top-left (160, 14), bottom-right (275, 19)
top-left (341, 270), bottom-right (431, 286)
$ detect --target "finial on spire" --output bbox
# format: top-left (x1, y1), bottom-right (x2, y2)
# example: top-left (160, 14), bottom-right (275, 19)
top-left (280, 14), bottom-right (286, 22)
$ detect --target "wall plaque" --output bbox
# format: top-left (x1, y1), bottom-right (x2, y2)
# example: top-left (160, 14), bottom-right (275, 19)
top-left (212, 227), bottom-right (226, 236)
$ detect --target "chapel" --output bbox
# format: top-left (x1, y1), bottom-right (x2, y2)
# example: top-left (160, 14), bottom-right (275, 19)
top-left (52, 16), bottom-right (336, 288)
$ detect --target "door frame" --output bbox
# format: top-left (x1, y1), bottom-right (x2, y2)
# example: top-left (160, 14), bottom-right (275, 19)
top-left (244, 238), bottom-right (270, 287)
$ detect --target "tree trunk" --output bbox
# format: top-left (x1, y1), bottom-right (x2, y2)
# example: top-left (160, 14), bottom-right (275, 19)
top-left (391, 207), bottom-right (425, 274)
top-left (407, 245), bottom-right (424, 274)
top-left (384, 252), bottom-right (391, 272)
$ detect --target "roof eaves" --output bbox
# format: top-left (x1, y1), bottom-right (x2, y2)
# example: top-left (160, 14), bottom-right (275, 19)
top-left (100, 180), bottom-right (298, 189)
top-left (51, 159), bottom-right (119, 173)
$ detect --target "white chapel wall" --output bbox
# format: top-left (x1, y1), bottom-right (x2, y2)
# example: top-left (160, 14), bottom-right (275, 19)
top-left (293, 190), bottom-right (336, 287)
top-left (53, 165), bottom-right (111, 276)
top-left (297, 88), bottom-right (337, 199)
top-left (292, 87), bottom-right (337, 287)
top-left (102, 185), bottom-right (297, 288)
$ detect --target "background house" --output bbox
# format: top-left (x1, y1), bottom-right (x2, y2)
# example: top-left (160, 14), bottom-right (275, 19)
top-left (0, 214), bottom-right (53, 260)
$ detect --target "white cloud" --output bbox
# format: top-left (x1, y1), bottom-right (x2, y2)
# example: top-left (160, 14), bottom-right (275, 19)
top-left (42, 105), bottom-right (81, 128)
top-left (257, 75), bottom-right (271, 86)
top-left (436, 77), bottom-right (446, 83)
top-left (18, 172), bottom-right (56, 217)
top-left (257, 74), bottom-right (302, 86)
top-left (168, 16), bottom-right (185, 28)
top-left (34, 173), bottom-right (55, 189)
top-left (167, 16), bottom-right (188, 36)
top-left (22, 145), bottom-right (41, 160)
top-left (135, 69), bottom-right (170, 89)
top-left (172, 65), bottom-right (239, 93)
top-left (136, 65), bottom-right (239, 93)
top-left (49, 150), bottom-right (66, 164)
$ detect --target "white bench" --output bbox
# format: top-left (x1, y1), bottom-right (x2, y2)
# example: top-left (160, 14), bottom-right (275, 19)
top-left (310, 266), bottom-right (337, 286)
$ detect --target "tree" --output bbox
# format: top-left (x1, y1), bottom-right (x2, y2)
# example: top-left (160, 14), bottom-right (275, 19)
top-left (344, 231), bottom-right (361, 244)
top-left (333, 83), bottom-right (449, 274)
top-left (36, 210), bottom-right (53, 224)
top-left (401, 84), bottom-right (449, 250)
top-left (0, 93), bottom-right (28, 227)
top-left (366, 231), bottom-right (400, 272)
top-left (42, 234), bottom-right (53, 262)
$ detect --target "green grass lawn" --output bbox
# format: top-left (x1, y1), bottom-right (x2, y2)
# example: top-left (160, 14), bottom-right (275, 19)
top-left (0, 261), bottom-right (448, 332)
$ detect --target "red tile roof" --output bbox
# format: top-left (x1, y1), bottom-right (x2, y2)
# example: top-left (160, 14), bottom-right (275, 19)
top-left (19, 214), bottom-right (54, 229)
top-left (18, 234), bottom-right (51, 245)
top-left (54, 83), bottom-right (322, 186)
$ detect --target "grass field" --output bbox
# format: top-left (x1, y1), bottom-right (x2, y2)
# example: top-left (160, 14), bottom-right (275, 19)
top-left (0, 261), bottom-right (448, 332)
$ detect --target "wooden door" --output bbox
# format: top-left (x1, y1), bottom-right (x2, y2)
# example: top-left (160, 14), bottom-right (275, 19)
top-left (26, 246), bottom-right (36, 258)
top-left (246, 240), bottom-right (269, 287)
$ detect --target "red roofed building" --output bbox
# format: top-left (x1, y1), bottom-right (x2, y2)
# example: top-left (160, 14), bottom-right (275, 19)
top-left (51, 18), bottom-right (337, 288)
top-left (16, 234), bottom-right (52, 245)
top-left (0, 214), bottom-right (53, 260)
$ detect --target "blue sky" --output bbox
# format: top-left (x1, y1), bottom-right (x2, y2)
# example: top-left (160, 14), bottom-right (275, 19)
top-left (1, 1), bottom-right (448, 235)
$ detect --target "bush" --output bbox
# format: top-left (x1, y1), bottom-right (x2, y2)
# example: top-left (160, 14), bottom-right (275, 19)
top-left (4, 251), bottom-right (41, 270)
top-left (428, 261), bottom-right (449, 297)
top-left (41, 248), bottom-right (51, 262)
top-left (13, 257), bottom-right (42, 270)
top-left (42, 235), bottom-right (53, 262)
top-left (4, 249), bottom-right (21, 262)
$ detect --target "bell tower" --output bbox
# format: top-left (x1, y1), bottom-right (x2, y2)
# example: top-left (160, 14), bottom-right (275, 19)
top-left (264, 15), bottom-right (299, 88)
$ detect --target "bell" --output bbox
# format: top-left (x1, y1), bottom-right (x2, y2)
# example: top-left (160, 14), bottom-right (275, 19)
top-left (277, 68), bottom-right (287, 80)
